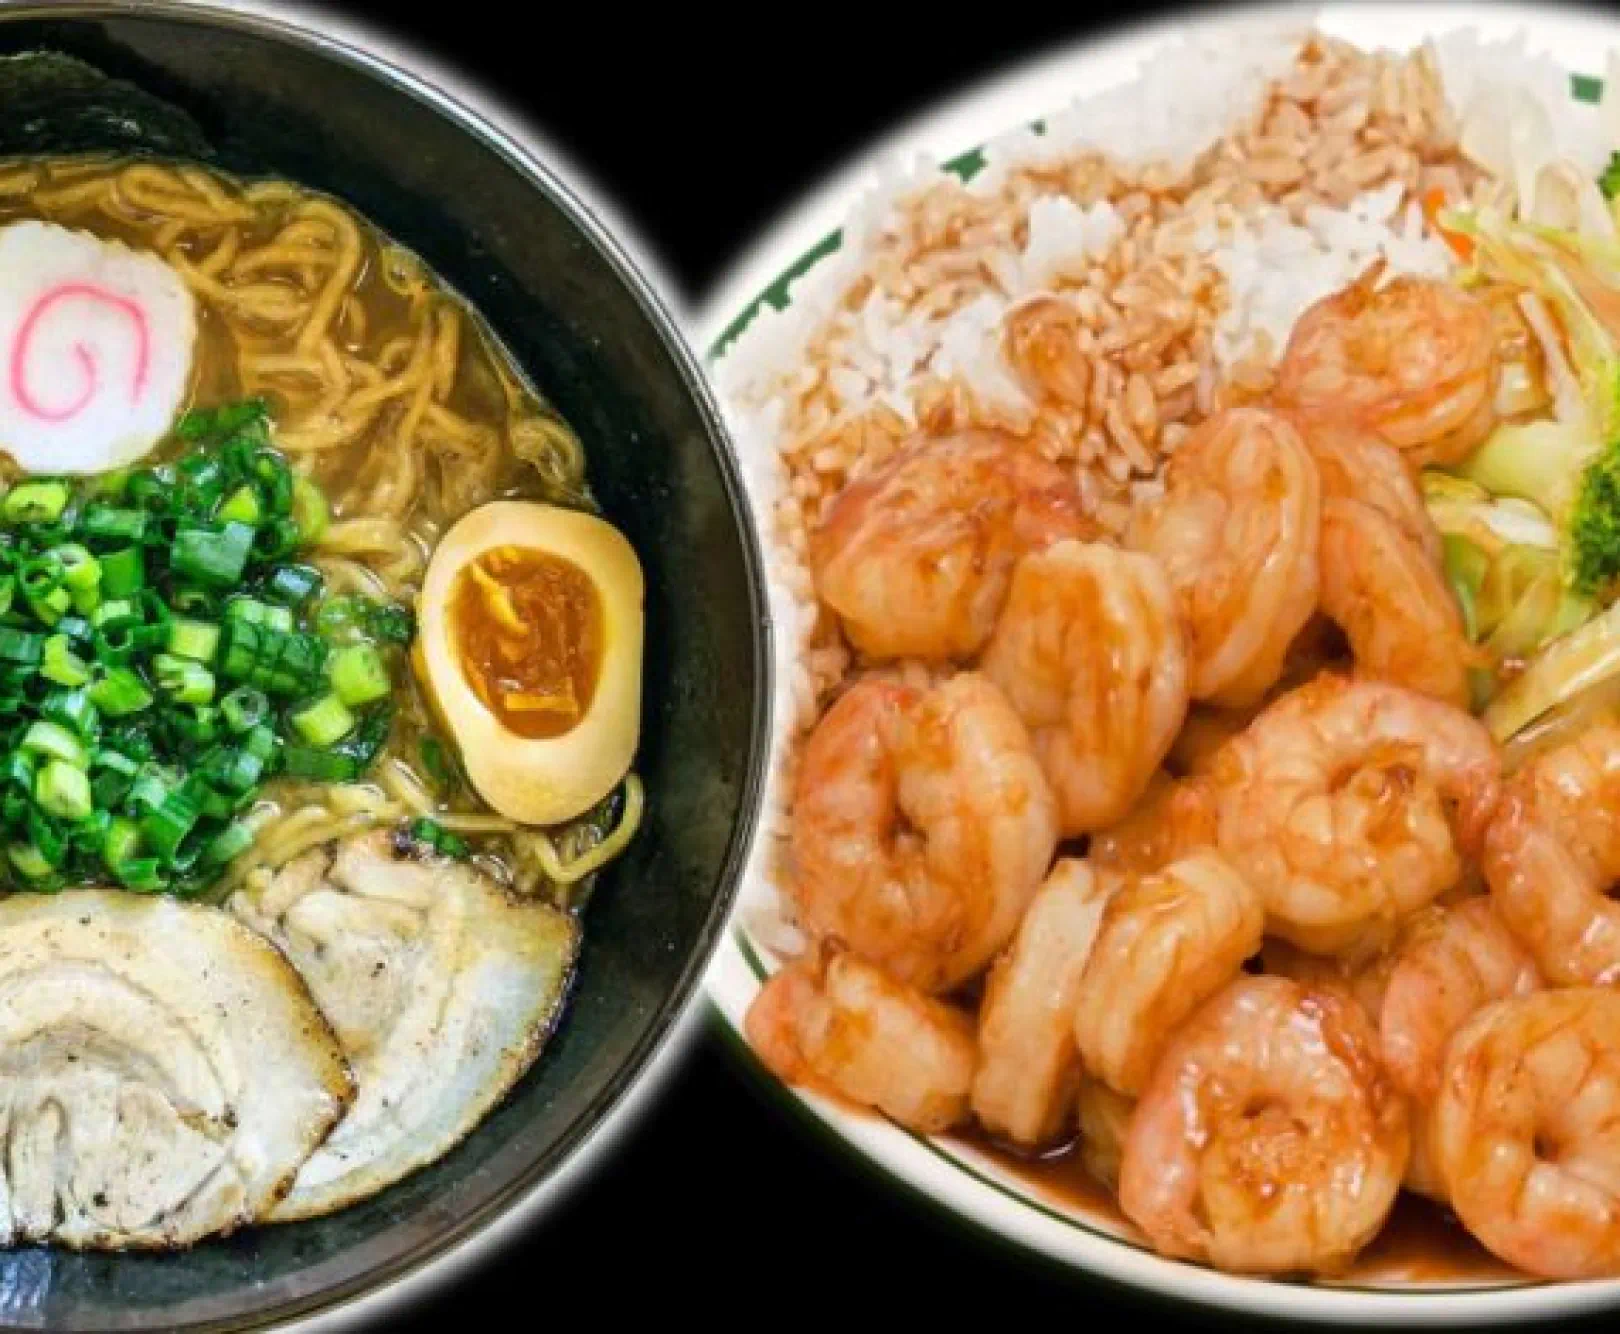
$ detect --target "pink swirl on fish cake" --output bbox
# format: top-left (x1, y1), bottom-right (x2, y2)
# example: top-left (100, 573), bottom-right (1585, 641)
top-left (9, 281), bottom-right (151, 424)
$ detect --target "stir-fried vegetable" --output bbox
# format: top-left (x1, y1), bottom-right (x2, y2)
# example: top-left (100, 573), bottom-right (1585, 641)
top-left (1459, 414), bottom-right (1620, 597)
top-left (0, 400), bottom-right (410, 896)
top-left (1423, 473), bottom-right (1592, 689)
top-left (1446, 211), bottom-right (1620, 594)
top-left (1419, 207), bottom-right (1620, 740)
top-left (1483, 595), bottom-right (1620, 742)
top-left (1601, 152), bottom-right (1620, 202)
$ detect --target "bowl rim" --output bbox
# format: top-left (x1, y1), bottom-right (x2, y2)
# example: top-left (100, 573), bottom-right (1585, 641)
top-left (697, 0), bottom-right (1620, 1323)
top-left (0, 1), bottom-right (775, 1329)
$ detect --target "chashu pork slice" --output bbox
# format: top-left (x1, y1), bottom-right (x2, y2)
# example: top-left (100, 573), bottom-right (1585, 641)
top-left (0, 890), bottom-right (352, 1248)
top-left (230, 830), bottom-right (580, 1220)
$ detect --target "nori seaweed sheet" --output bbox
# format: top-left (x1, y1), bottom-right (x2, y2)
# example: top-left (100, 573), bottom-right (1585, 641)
top-left (0, 49), bottom-right (210, 159)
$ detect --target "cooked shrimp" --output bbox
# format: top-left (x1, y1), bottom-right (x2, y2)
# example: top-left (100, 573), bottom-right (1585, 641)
top-left (811, 430), bottom-right (1090, 661)
top-left (1274, 266), bottom-right (1499, 468)
top-left (745, 948), bottom-right (977, 1134)
top-left (1119, 975), bottom-right (1408, 1274)
top-left (1260, 934), bottom-right (1401, 1025)
top-left (1318, 497), bottom-right (1471, 707)
top-left (1089, 772), bottom-right (1219, 877)
top-left (1269, 910), bottom-right (1465, 1203)
top-left (1074, 850), bottom-right (1265, 1097)
top-left (1076, 1075), bottom-right (1136, 1194)
top-left (1433, 989), bottom-right (1620, 1278)
top-left (1213, 675), bottom-right (1500, 954)
top-left (1380, 898), bottom-right (1540, 1105)
top-left (1164, 621), bottom-right (1349, 777)
top-left (981, 540), bottom-right (1188, 835)
top-left (1128, 406), bottom-right (1320, 708)
top-left (789, 673), bottom-right (1058, 992)
top-left (1292, 420), bottom-right (1441, 563)
top-left (972, 859), bottom-right (1112, 1146)
top-left (1484, 719), bottom-right (1620, 986)
top-left (1168, 708), bottom-right (1250, 777)
top-left (1406, 1100), bottom-right (1450, 1203)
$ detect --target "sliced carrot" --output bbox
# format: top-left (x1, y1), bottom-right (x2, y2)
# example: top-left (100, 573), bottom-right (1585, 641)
top-left (1422, 187), bottom-right (1474, 262)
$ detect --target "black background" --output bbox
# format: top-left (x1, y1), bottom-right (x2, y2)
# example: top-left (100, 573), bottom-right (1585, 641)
top-left (313, 1), bottom-right (1603, 1328)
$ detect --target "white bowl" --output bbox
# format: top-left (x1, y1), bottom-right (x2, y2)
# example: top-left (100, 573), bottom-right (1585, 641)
top-left (699, 2), bottom-right (1620, 1322)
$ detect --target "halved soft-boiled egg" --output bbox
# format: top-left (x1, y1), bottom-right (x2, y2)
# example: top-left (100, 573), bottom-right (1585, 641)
top-left (415, 500), bottom-right (643, 826)
top-left (0, 220), bottom-right (196, 474)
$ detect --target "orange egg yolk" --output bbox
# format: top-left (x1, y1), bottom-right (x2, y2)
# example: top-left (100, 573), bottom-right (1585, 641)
top-left (448, 545), bottom-right (603, 740)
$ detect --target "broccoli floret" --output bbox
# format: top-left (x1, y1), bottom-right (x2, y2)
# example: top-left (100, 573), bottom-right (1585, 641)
top-left (1600, 151), bottom-right (1620, 202)
top-left (1571, 447), bottom-right (1620, 594)
top-left (1460, 421), bottom-right (1620, 597)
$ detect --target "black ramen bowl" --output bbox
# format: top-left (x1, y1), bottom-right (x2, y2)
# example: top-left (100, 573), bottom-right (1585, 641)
top-left (0, 2), bottom-right (769, 1329)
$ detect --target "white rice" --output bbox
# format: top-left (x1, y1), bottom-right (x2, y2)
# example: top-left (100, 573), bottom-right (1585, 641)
top-left (1207, 182), bottom-right (1454, 371)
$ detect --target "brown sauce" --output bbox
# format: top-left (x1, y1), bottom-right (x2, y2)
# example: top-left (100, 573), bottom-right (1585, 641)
top-left (450, 545), bottom-right (602, 738)
top-left (945, 1127), bottom-right (1522, 1287)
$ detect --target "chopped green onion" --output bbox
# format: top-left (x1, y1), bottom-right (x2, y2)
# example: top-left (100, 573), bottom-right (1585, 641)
top-left (216, 485), bottom-right (262, 526)
top-left (167, 618), bottom-right (220, 664)
top-left (111, 857), bottom-right (163, 892)
top-left (409, 817), bottom-right (470, 859)
top-left (242, 724), bottom-right (278, 764)
top-left (290, 476), bottom-right (329, 544)
top-left (55, 544), bottom-right (100, 616)
top-left (98, 546), bottom-right (145, 597)
top-left (88, 666), bottom-right (154, 717)
top-left (290, 693), bottom-right (355, 747)
top-left (20, 553), bottom-right (69, 625)
top-left (3, 481), bottom-right (69, 524)
top-left (170, 705), bottom-right (221, 749)
top-left (220, 686), bottom-right (269, 734)
top-left (281, 745), bottom-right (359, 782)
top-left (265, 564), bottom-right (323, 607)
top-left (419, 737), bottom-right (457, 792)
top-left (226, 597), bottom-right (294, 633)
top-left (0, 627), bottom-right (44, 665)
top-left (36, 761), bottom-right (91, 823)
top-left (0, 396), bottom-right (396, 897)
top-left (90, 750), bottom-right (138, 808)
top-left (153, 654), bottom-right (216, 706)
top-left (203, 819), bottom-right (254, 865)
top-left (139, 785), bottom-right (200, 863)
top-left (7, 842), bottom-right (53, 881)
top-left (41, 635), bottom-right (89, 687)
top-left (218, 622), bottom-right (326, 696)
top-left (103, 816), bottom-right (141, 867)
top-left (91, 598), bottom-right (135, 629)
top-left (328, 643), bottom-right (390, 706)
top-left (200, 746), bottom-right (264, 795)
top-left (127, 764), bottom-right (174, 815)
top-left (21, 721), bottom-right (87, 769)
top-left (0, 752), bottom-right (34, 791)
top-left (82, 505), bottom-right (147, 544)
top-left (172, 522), bottom-right (255, 587)
top-left (41, 689), bottom-right (98, 740)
